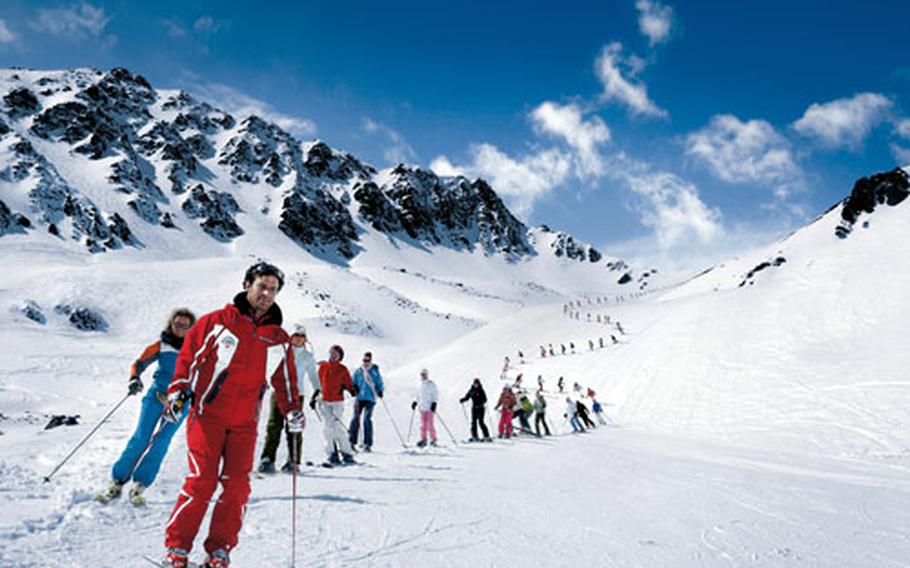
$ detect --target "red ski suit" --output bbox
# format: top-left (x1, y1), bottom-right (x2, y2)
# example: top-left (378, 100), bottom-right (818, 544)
top-left (164, 293), bottom-right (300, 556)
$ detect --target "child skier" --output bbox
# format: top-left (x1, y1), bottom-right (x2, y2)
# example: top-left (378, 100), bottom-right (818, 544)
top-left (411, 369), bottom-right (439, 447)
top-left (495, 386), bottom-right (517, 438)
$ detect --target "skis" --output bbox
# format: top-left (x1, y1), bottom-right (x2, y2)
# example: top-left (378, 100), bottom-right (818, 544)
top-left (142, 554), bottom-right (201, 567)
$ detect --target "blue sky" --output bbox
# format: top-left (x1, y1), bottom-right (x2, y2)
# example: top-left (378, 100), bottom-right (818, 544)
top-left (1, 0), bottom-right (909, 267)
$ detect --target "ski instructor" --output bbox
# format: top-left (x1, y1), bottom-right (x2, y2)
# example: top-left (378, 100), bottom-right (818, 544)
top-left (160, 262), bottom-right (303, 568)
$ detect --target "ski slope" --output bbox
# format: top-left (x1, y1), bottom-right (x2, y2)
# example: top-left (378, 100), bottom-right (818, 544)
top-left (2, 183), bottom-right (910, 566)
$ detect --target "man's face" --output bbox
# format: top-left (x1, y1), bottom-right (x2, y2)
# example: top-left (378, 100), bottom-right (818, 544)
top-left (245, 275), bottom-right (280, 315)
top-left (290, 334), bottom-right (306, 347)
top-left (362, 356), bottom-right (372, 369)
top-left (329, 348), bottom-right (340, 363)
top-left (171, 316), bottom-right (193, 339)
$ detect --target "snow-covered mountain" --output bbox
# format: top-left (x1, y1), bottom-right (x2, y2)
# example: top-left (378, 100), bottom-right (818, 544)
top-left (0, 66), bottom-right (639, 284)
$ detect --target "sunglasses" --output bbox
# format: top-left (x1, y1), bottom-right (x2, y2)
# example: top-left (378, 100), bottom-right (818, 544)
top-left (172, 321), bottom-right (192, 330)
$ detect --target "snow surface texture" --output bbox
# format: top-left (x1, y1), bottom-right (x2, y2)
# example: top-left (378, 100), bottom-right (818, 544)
top-left (2, 66), bottom-right (910, 567)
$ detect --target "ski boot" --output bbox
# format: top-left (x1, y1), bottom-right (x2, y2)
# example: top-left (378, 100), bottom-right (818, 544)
top-left (429, 440), bottom-right (439, 447)
top-left (163, 548), bottom-right (190, 568)
top-left (94, 480), bottom-right (124, 504)
top-left (483, 436), bottom-right (493, 442)
top-left (468, 436), bottom-right (479, 443)
top-left (203, 549), bottom-right (230, 567)
top-left (416, 439), bottom-right (427, 448)
top-left (257, 458), bottom-right (276, 474)
top-left (323, 452), bottom-right (341, 468)
top-left (341, 453), bottom-right (357, 465)
top-left (280, 461), bottom-right (295, 474)
top-left (128, 482), bottom-right (147, 506)
top-left (362, 445), bottom-right (372, 453)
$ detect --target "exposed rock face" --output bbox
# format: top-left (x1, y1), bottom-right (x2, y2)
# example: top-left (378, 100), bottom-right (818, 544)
top-left (836, 168), bottom-right (909, 239)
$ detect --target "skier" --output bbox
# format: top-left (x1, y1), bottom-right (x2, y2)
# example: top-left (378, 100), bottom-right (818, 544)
top-left (539, 345), bottom-right (547, 358)
top-left (515, 392), bottom-right (534, 433)
top-left (459, 378), bottom-right (491, 442)
top-left (576, 399), bottom-right (596, 429)
top-left (561, 344), bottom-right (566, 355)
top-left (348, 351), bottom-right (384, 452)
top-left (599, 337), bottom-right (604, 349)
top-left (586, 387), bottom-right (596, 399)
top-left (557, 376), bottom-right (565, 393)
top-left (533, 389), bottom-right (551, 436)
top-left (548, 344), bottom-right (555, 356)
top-left (537, 374), bottom-right (544, 390)
top-left (611, 334), bottom-right (619, 345)
top-left (96, 308), bottom-right (197, 506)
top-left (588, 339), bottom-right (594, 351)
top-left (513, 373), bottom-right (524, 392)
top-left (258, 323), bottom-right (319, 474)
top-left (318, 345), bottom-right (357, 466)
top-left (570, 342), bottom-right (575, 353)
top-left (501, 355), bottom-right (510, 377)
top-left (565, 397), bottom-right (585, 433)
top-left (617, 322), bottom-right (625, 334)
top-left (495, 385), bottom-right (516, 439)
top-left (592, 398), bottom-right (608, 426)
top-left (411, 369), bottom-right (439, 447)
top-left (161, 263), bottom-right (302, 568)
top-left (518, 350), bottom-right (525, 364)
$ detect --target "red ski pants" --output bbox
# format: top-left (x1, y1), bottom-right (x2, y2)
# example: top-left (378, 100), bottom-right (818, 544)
top-left (165, 413), bottom-right (257, 555)
top-left (499, 409), bottom-right (513, 436)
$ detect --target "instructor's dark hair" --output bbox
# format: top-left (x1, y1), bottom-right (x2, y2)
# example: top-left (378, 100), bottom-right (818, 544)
top-left (244, 261), bottom-right (285, 291)
top-left (165, 308), bottom-right (196, 333)
top-left (331, 344), bottom-right (345, 361)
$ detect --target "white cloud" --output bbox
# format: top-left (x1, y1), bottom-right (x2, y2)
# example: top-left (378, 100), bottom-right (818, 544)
top-left (530, 101), bottom-right (610, 178)
top-left (594, 42), bottom-right (667, 118)
top-left (892, 144), bottom-right (910, 166)
top-left (622, 167), bottom-right (723, 248)
top-left (193, 15), bottom-right (229, 35)
top-left (686, 114), bottom-right (801, 198)
top-left (161, 19), bottom-right (187, 38)
top-left (187, 82), bottom-right (317, 137)
top-left (895, 119), bottom-right (910, 140)
top-left (431, 144), bottom-right (572, 218)
top-left (362, 118), bottom-right (418, 165)
top-left (792, 92), bottom-right (893, 150)
top-left (635, 0), bottom-right (674, 46)
top-left (0, 19), bottom-right (16, 44)
top-left (32, 3), bottom-right (110, 39)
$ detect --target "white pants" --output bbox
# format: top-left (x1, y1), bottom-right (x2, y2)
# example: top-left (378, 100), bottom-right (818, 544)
top-left (321, 401), bottom-right (353, 458)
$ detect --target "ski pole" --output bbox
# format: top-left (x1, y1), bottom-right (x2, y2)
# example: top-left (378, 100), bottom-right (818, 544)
top-left (43, 391), bottom-right (132, 483)
top-left (380, 397), bottom-right (407, 448)
top-left (406, 407), bottom-right (415, 445)
top-left (435, 412), bottom-right (458, 445)
top-left (290, 430), bottom-right (298, 568)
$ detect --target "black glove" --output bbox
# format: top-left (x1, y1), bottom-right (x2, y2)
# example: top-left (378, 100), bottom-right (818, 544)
top-left (351, 384), bottom-right (359, 397)
top-left (430, 402), bottom-right (437, 413)
top-left (309, 389), bottom-right (321, 410)
top-left (127, 376), bottom-right (143, 396)
top-left (411, 401), bottom-right (417, 410)
top-left (377, 390), bottom-right (383, 398)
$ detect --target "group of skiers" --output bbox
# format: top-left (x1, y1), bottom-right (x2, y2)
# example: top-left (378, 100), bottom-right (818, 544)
top-left (87, 262), bottom-right (611, 567)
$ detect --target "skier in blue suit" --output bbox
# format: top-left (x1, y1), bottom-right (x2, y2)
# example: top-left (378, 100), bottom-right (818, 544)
top-left (95, 308), bottom-right (196, 506)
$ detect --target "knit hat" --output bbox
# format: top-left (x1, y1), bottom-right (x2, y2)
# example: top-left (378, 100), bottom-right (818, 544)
top-left (291, 323), bottom-right (307, 337)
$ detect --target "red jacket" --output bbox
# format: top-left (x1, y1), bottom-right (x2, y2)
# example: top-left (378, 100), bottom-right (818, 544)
top-left (169, 292), bottom-right (300, 425)
top-left (318, 361), bottom-right (352, 403)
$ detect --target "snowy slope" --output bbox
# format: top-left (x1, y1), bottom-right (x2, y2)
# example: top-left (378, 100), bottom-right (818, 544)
top-left (2, 68), bottom-right (910, 566)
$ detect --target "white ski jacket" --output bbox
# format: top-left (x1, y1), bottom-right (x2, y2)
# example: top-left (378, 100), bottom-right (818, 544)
top-left (416, 379), bottom-right (438, 411)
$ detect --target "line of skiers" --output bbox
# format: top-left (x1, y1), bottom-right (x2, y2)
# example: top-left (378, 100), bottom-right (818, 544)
top-left (89, 262), bottom-right (611, 567)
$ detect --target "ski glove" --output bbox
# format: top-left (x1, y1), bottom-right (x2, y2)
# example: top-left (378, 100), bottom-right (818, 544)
top-left (410, 401), bottom-right (417, 411)
top-left (430, 402), bottom-right (437, 413)
top-left (309, 389), bottom-right (321, 410)
top-left (377, 390), bottom-right (383, 398)
top-left (286, 410), bottom-right (305, 433)
top-left (350, 384), bottom-right (359, 397)
top-left (163, 390), bottom-right (191, 423)
top-left (127, 376), bottom-right (143, 396)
